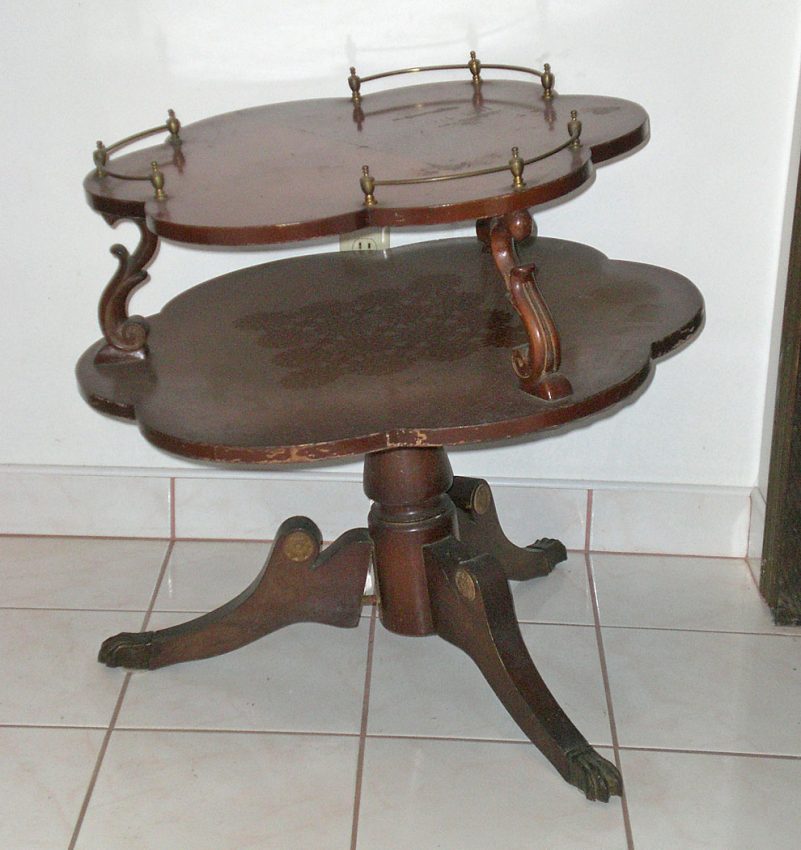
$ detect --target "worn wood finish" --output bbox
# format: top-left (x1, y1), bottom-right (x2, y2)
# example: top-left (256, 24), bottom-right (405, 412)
top-left (76, 237), bottom-right (703, 463)
top-left (99, 517), bottom-right (372, 669)
top-left (449, 475), bottom-right (567, 580)
top-left (83, 81), bottom-right (647, 245)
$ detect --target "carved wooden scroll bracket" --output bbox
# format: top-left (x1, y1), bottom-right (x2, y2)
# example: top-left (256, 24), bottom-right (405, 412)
top-left (94, 216), bottom-right (158, 365)
top-left (479, 210), bottom-right (573, 401)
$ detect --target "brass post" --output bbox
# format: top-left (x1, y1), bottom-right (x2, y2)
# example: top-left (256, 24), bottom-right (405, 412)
top-left (509, 146), bottom-right (526, 189)
top-left (93, 141), bottom-right (108, 178)
top-left (166, 109), bottom-right (182, 144)
top-left (360, 165), bottom-right (376, 205)
top-left (348, 67), bottom-right (362, 104)
top-left (468, 50), bottom-right (482, 84)
top-left (568, 109), bottom-right (582, 148)
top-left (541, 62), bottom-right (555, 99)
top-left (150, 161), bottom-right (166, 200)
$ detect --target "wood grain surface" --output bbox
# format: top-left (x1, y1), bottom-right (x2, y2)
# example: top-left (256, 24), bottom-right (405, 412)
top-left (76, 236), bottom-right (703, 463)
top-left (84, 80), bottom-right (648, 245)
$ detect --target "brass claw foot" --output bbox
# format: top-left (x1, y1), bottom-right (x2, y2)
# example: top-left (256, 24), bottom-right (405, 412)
top-left (98, 631), bottom-right (157, 669)
top-left (98, 516), bottom-right (372, 671)
top-left (449, 476), bottom-right (567, 580)
top-left (565, 744), bottom-right (623, 802)
top-left (528, 537), bottom-right (568, 571)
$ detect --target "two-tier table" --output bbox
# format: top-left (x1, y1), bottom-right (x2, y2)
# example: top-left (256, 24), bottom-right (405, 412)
top-left (78, 56), bottom-right (703, 801)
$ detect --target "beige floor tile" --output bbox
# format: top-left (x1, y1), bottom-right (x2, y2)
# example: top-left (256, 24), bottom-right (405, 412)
top-left (604, 627), bottom-right (801, 753)
top-left (0, 727), bottom-right (103, 850)
top-left (153, 540), bottom-right (270, 612)
top-left (591, 552), bottom-right (793, 633)
top-left (512, 550), bottom-right (596, 625)
top-left (356, 737), bottom-right (627, 850)
top-left (75, 730), bottom-right (358, 850)
top-left (0, 608), bottom-right (141, 725)
top-left (0, 536), bottom-right (167, 610)
top-left (621, 748), bottom-right (801, 850)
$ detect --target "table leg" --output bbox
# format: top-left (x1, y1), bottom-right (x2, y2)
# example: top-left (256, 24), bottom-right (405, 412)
top-left (449, 475), bottom-right (567, 580)
top-left (98, 516), bottom-right (372, 670)
top-left (425, 534), bottom-right (621, 802)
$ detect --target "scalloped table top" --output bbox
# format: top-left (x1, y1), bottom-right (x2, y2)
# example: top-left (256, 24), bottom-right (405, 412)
top-left (84, 79), bottom-right (648, 246)
top-left (76, 237), bottom-right (702, 463)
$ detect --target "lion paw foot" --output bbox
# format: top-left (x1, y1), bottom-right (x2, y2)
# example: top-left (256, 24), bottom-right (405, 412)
top-left (565, 744), bottom-right (622, 802)
top-left (527, 537), bottom-right (568, 571)
top-left (98, 631), bottom-right (157, 669)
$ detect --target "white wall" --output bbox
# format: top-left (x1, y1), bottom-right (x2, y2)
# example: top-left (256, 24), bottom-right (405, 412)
top-left (2, 1), bottom-right (800, 488)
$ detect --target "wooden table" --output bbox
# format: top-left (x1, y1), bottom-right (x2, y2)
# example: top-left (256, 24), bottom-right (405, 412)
top-left (78, 58), bottom-right (703, 802)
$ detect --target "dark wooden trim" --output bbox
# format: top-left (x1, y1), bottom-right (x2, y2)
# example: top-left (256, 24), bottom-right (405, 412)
top-left (761, 145), bottom-right (801, 624)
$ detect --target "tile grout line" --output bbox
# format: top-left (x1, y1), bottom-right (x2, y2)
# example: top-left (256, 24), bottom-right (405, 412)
top-left (585, 489), bottom-right (593, 553)
top-left (110, 726), bottom-right (362, 738)
top-left (67, 540), bottom-right (175, 850)
top-left (617, 744), bottom-right (801, 761)
top-left (588, 547), bottom-right (744, 560)
top-left (584, 551), bottom-right (635, 850)
top-left (5, 610), bottom-right (793, 639)
top-left (585, 623), bottom-right (800, 638)
top-left (0, 532), bottom-right (275, 544)
top-left (67, 673), bottom-right (133, 850)
top-left (8, 719), bottom-right (800, 759)
top-left (140, 540), bottom-right (177, 628)
top-left (0, 606), bottom-right (152, 614)
top-left (350, 605), bottom-right (377, 850)
top-left (0, 532), bottom-right (170, 542)
top-left (170, 477), bottom-right (176, 540)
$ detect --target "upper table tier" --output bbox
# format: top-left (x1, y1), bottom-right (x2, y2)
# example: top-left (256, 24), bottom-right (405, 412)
top-left (84, 79), bottom-right (648, 245)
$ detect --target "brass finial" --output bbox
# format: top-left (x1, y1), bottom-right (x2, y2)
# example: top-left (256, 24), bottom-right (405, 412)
top-left (150, 161), bottom-right (166, 200)
top-left (360, 165), bottom-right (376, 206)
top-left (568, 109), bottom-right (582, 148)
top-left (541, 62), bottom-right (555, 99)
top-left (509, 146), bottom-right (526, 190)
top-left (348, 66), bottom-right (362, 104)
top-left (468, 50), bottom-right (482, 84)
top-left (166, 109), bottom-right (181, 144)
top-left (93, 140), bottom-right (108, 178)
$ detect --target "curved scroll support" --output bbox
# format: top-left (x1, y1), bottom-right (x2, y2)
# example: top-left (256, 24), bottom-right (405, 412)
top-left (486, 210), bottom-right (573, 400)
top-left (94, 218), bottom-right (158, 365)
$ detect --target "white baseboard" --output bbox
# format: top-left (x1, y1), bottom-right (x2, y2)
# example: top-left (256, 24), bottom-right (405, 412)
top-left (0, 466), bottom-right (752, 558)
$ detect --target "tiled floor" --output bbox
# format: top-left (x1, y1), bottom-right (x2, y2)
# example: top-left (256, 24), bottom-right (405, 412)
top-left (1, 536), bottom-right (799, 849)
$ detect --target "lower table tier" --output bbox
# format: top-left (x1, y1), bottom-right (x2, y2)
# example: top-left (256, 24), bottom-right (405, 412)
top-left (77, 236), bottom-right (703, 463)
